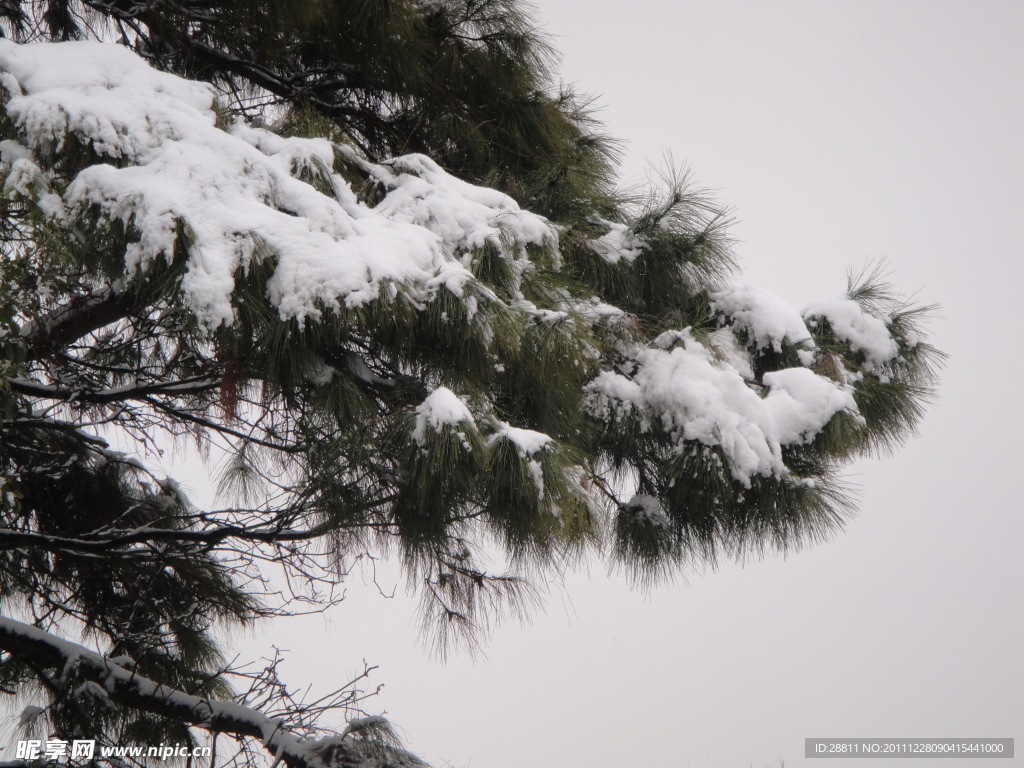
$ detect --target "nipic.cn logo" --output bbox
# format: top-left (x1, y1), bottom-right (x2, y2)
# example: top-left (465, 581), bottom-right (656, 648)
top-left (16, 739), bottom-right (95, 761)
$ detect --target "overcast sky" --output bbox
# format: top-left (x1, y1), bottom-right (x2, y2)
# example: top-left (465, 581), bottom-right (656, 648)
top-left (243, 2), bottom-right (1023, 766)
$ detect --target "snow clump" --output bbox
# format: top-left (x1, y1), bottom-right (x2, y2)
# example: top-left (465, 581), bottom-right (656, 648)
top-left (803, 299), bottom-right (899, 371)
top-left (412, 388), bottom-right (475, 445)
top-left (711, 283), bottom-right (814, 353)
top-left (585, 329), bottom-right (858, 485)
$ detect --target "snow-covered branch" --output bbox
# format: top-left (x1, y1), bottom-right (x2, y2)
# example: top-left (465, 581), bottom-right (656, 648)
top-left (0, 616), bottom-right (424, 768)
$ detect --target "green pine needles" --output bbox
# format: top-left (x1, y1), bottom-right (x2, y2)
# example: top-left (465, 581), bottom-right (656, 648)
top-left (0, 2), bottom-right (942, 766)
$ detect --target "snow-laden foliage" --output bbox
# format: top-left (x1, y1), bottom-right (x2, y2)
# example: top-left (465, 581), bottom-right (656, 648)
top-left (0, 29), bottom-right (941, 768)
top-left (585, 329), bottom-right (859, 485)
top-left (0, 35), bottom-right (943, 589)
top-left (0, 41), bottom-right (936, 469)
top-left (0, 41), bottom-right (556, 330)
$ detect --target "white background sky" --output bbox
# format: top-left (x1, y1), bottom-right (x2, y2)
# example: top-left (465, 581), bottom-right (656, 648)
top-left (241, 2), bottom-right (1023, 766)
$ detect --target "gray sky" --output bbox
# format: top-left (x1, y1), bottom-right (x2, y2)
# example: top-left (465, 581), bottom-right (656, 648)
top-left (243, 2), bottom-right (1024, 766)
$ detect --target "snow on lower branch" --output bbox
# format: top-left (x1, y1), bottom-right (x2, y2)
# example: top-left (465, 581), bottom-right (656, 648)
top-left (585, 330), bottom-right (858, 485)
top-left (0, 616), bottom-right (422, 768)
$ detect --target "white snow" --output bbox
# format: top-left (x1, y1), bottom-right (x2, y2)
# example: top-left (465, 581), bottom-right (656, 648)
top-left (0, 40), bottom-right (557, 330)
top-left (487, 423), bottom-right (554, 496)
top-left (761, 367), bottom-right (863, 444)
top-left (623, 494), bottom-right (671, 530)
top-left (710, 284), bottom-right (813, 353)
top-left (495, 422), bottom-right (552, 456)
top-left (0, 138), bottom-right (45, 197)
top-left (572, 297), bottom-right (626, 323)
top-left (796, 348), bottom-right (817, 367)
top-left (588, 219), bottom-right (646, 264)
top-left (18, 704), bottom-right (44, 727)
top-left (412, 387), bottom-right (474, 444)
top-left (802, 299), bottom-right (899, 370)
top-left (586, 330), bottom-right (858, 485)
top-left (368, 153), bottom-right (556, 260)
top-left (707, 327), bottom-right (756, 380)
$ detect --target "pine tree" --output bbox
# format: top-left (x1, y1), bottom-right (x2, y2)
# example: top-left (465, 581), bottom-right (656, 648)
top-left (0, 2), bottom-right (942, 766)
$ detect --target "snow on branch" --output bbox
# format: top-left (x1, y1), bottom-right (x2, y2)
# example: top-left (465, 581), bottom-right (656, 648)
top-left (0, 39), bottom-right (556, 329)
top-left (710, 284), bottom-right (814, 354)
top-left (0, 616), bottom-right (424, 768)
top-left (585, 329), bottom-right (859, 485)
top-left (0, 39), bottom-right (930, 493)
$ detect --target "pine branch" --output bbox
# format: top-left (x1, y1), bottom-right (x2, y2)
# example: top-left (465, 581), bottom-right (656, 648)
top-left (8, 375), bottom-right (220, 403)
top-left (140, 396), bottom-right (306, 454)
top-left (18, 285), bottom-right (136, 360)
top-left (0, 518), bottom-right (355, 553)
